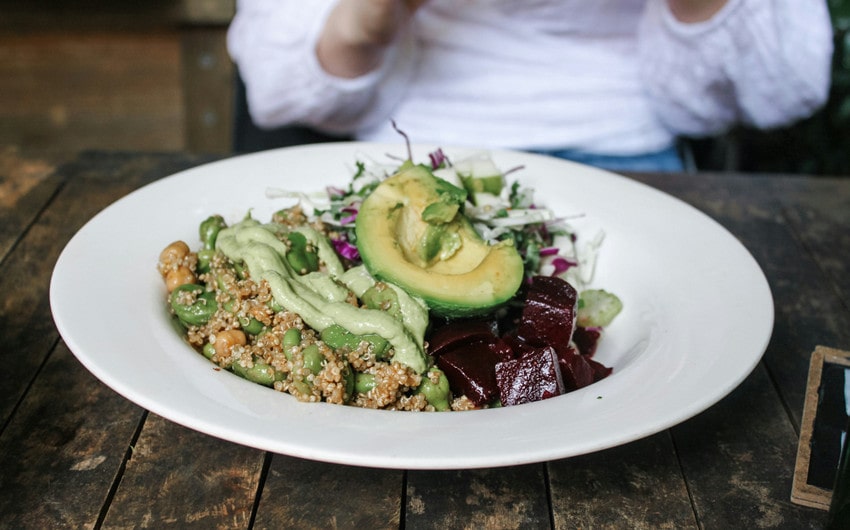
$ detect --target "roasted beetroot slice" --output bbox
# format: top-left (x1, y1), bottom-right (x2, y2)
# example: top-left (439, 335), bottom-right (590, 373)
top-left (487, 336), bottom-right (515, 363)
top-left (558, 349), bottom-right (596, 391)
top-left (516, 276), bottom-right (578, 350)
top-left (573, 326), bottom-right (602, 357)
top-left (436, 340), bottom-right (502, 406)
top-left (428, 319), bottom-right (497, 357)
top-left (495, 346), bottom-right (565, 406)
top-left (588, 358), bottom-right (613, 382)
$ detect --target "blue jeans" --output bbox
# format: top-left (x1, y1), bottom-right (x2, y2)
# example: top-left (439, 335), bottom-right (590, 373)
top-left (532, 144), bottom-right (684, 173)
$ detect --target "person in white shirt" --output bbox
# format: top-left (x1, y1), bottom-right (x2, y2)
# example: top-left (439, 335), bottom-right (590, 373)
top-left (227, 0), bottom-right (834, 172)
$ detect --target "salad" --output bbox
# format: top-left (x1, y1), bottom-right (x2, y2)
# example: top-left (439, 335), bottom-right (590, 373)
top-left (156, 146), bottom-right (622, 411)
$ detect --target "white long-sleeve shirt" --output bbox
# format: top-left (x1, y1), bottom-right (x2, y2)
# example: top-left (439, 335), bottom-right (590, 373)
top-left (227, 0), bottom-right (833, 156)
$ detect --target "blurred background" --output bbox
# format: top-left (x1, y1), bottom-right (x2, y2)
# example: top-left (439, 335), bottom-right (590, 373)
top-left (1, 0), bottom-right (848, 174)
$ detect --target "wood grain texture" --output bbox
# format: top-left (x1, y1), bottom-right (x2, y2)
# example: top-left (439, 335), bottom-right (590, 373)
top-left (672, 365), bottom-right (825, 528)
top-left (0, 32), bottom-right (183, 155)
top-left (254, 455), bottom-right (402, 529)
top-left (0, 152), bottom-right (211, 433)
top-left (103, 414), bottom-right (265, 529)
top-left (0, 146), bottom-right (64, 262)
top-left (549, 432), bottom-right (695, 529)
top-left (1, 153), bottom-right (847, 528)
top-left (0, 344), bottom-right (144, 529)
top-left (0, 0), bottom-right (234, 31)
top-left (405, 465), bottom-right (551, 529)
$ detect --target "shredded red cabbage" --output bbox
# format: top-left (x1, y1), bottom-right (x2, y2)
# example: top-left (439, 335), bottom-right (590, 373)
top-left (332, 238), bottom-right (360, 261)
top-left (429, 148), bottom-right (448, 169)
top-left (551, 257), bottom-right (577, 275)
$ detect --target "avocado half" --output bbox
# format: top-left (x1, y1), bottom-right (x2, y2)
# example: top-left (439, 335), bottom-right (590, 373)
top-left (354, 163), bottom-right (524, 318)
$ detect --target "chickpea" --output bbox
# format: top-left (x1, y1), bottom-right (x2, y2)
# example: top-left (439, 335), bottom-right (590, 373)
top-left (165, 265), bottom-right (196, 292)
top-left (159, 240), bottom-right (191, 265)
top-left (213, 329), bottom-right (247, 358)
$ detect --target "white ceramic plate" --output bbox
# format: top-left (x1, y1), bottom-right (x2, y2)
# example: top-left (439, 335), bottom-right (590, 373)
top-left (50, 142), bottom-right (773, 469)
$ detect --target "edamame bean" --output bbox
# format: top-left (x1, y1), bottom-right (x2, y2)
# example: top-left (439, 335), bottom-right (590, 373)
top-left (199, 214), bottom-right (226, 250)
top-left (231, 357), bottom-right (276, 387)
top-left (342, 362), bottom-right (355, 402)
top-left (416, 367), bottom-right (451, 411)
top-left (282, 328), bottom-right (302, 360)
top-left (202, 342), bottom-right (216, 359)
top-left (285, 232), bottom-right (319, 274)
top-left (302, 344), bottom-right (323, 375)
top-left (239, 315), bottom-right (265, 335)
top-left (320, 324), bottom-right (389, 358)
top-left (170, 283), bottom-right (217, 327)
top-left (355, 373), bottom-right (376, 394)
top-left (197, 249), bottom-right (215, 274)
top-left (361, 283), bottom-right (402, 320)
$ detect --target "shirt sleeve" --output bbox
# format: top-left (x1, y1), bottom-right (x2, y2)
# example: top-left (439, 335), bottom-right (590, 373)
top-left (637, 0), bottom-right (834, 137)
top-left (226, 0), bottom-right (418, 134)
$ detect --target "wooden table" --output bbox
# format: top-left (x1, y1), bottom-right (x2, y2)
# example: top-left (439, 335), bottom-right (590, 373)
top-left (2, 149), bottom-right (849, 528)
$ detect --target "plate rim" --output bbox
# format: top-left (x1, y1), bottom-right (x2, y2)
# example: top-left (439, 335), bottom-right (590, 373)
top-left (49, 141), bottom-right (774, 469)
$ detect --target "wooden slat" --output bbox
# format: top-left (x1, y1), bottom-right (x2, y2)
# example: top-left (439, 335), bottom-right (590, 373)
top-left (0, 147), bottom-right (64, 262)
top-left (0, 32), bottom-right (184, 155)
top-left (404, 465), bottom-right (551, 528)
top-left (628, 172), bottom-right (849, 526)
top-left (254, 455), bottom-right (403, 529)
top-left (672, 365), bottom-right (825, 527)
top-left (0, 0), bottom-right (234, 31)
top-left (549, 432), bottom-right (695, 528)
top-left (0, 152), bottom-right (218, 527)
top-left (102, 414), bottom-right (265, 528)
top-left (0, 343), bottom-right (144, 528)
top-left (781, 195), bottom-right (850, 308)
top-left (0, 152), bottom-right (210, 428)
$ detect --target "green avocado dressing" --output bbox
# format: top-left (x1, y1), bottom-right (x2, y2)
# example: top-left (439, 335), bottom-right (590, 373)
top-left (216, 218), bottom-right (429, 374)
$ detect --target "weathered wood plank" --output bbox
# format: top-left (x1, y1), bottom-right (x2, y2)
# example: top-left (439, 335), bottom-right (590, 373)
top-left (0, 32), bottom-right (184, 155)
top-left (0, 343), bottom-right (144, 529)
top-left (102, 414), bottom-right (265, 529)
top-left (254, 455), bottom-right (403, 529)
top-left (628, 172), bottom-right (849, 528)
top-left (549, 432), bottom-right (695, 529)
top-left (0, 153), bottom-right (210, 426)
top-left (404, 465), bottom-right (551, 529)
top-left (672, 364), bottom-right (825, 528)
top-left (0, 0), bottom-right (234, 31)
top-left (0, 146), bottom-right (64, 262)
top-left (782, 199), bottom-right (850, 309)
top-left (0, 152), bottom-right (226, 527)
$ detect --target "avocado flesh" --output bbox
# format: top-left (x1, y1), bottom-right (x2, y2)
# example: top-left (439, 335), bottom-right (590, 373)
top-left (355, 164), bottom-right (524, 318)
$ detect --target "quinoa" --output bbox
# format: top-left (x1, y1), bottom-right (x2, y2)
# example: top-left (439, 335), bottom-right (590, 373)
top-left (157, 208), bottom-right (464, 411)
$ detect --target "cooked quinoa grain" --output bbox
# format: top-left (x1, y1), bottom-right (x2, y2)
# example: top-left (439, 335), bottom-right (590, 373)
top-left (157, 208), bottom-right (468, 411)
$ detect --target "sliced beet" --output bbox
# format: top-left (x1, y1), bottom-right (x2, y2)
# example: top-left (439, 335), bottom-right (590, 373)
top-left (436, 339), bottom-right (503, 406)
top-left (516, 276), bottom-right (577, 352)
top-left (495, 346), bottom-right (565, 406)
top-left (558, 348), bottom-right (596, 391)
top-left (588, 358), bottom-right (613, 382)
top-left (427, 319), bottom-right (497, 357)
top-left (573, 326), bottom-right (602, 357)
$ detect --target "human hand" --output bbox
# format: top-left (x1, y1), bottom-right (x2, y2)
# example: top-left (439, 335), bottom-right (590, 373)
top-left (667, 0), bottom-right (728, 23)
top-left (318, 0), bottom-right (428, 78)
